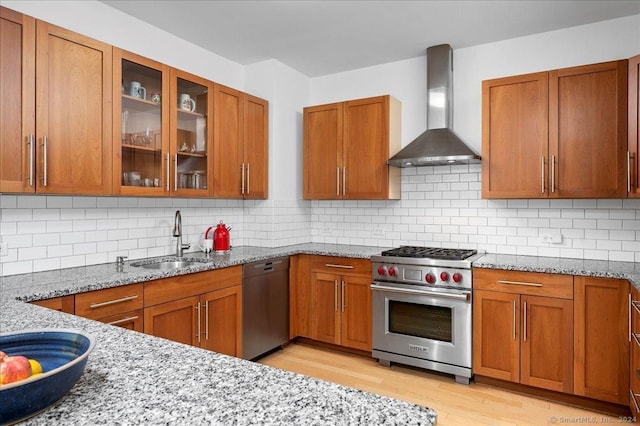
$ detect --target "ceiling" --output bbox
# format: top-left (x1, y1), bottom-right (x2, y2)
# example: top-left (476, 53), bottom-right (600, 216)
top-left (101, 0), bottom-right (640, 77)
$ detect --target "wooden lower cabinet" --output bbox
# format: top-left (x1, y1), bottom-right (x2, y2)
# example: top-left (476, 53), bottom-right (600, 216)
top-left (143, 267), bottom-right (243, 357)
top-left (291, 254), bottom-right (372, 352)
top-left (31, 295), bottom-right (75, 314)
top-left (473, 269), bottom-right (574, 394)
top-left (574, 276), bottom-right (629, 405)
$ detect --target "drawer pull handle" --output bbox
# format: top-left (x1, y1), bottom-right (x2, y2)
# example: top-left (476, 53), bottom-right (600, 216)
top-left (90, 295), bottom-right (139, 309)
top-left (325, 264), bottom-right (354, 269)
top-left (498, 280), bottom-right (542, 288)
top-left (106, 316), bottom-right (139, 326)
top-left (631, 390), bottom-right (640, 414)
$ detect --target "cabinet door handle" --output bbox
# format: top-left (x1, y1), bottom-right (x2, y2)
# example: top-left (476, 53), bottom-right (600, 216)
top-left (498, 280), bottom-right (542, 288)
top-left (631, 293), bottom-right (633, 343)
top-left (27, 134), bottom-right (35, 187)
top-left (343, 167), bottom-right (346, 196)
top-left (512, 300), bottom-right (517, 340)
top-left (541, 156), bottom-right (545, 194)
top-left (195, 302), bottom-right (201, 343)
top-left (523, 301), bottom-right (528, 342)
top-left (628, 151), bottom-right (633, 193)
top-left (341, 280), bottom-right (345, 312)
top-left (106, 315), bottom-right (139, 326)
top-left (174, 154), bottom-right (178, 192)
top-left (246, 162), bottom-right (250, 195)
top-left (336, 167), bottom-right (340, 196)
top-left (334, 280), bottom-right (339, 312)
top-left (41, 136), bottom-right (48, 186)
top-left (89, 294), bottom-right (138, 309)
top-left (550, 155), bottom-right (556, 193)
top-left (166, 153), bottom-right (170, 191)
top-left (241, 163), bottom-right (245, 194)
top-left (205, 300), bottom-right (209, 340)
top-left (325, 264), bottom-right (354, 269)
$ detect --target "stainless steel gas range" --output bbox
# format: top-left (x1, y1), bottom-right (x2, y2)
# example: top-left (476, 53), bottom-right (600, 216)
top-left (370, 246), bottom-right (485, 384)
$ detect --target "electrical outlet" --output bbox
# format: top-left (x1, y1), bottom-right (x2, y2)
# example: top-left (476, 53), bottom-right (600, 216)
top-left (372, 227), bottom-right (385, 237)
top-left (540, 231), bottom-right (562, 244)
top-left (1, 242), bottom-right (8, 257)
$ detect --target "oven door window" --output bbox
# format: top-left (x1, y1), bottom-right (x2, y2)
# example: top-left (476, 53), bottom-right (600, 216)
top-left (388, 300), bottom-right (452, 342)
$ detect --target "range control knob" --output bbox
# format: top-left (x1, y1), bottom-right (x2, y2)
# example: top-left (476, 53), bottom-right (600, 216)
top-left (388, 267), bottom-right (398, 277)
top-left (377, 266), bottom-right (387, 276)
top-left (440, 272), bottom-right (450, 282)
top-left (452, 272), bottom-right (463, 283)
top-left (425, 273), bottom-right (436, 284)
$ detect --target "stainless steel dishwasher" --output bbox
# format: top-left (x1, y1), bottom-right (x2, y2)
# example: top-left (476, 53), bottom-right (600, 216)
top-left (242, 257), bottom-right (289, 360)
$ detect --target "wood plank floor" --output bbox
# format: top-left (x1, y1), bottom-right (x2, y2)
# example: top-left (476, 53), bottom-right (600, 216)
top-left (259, 342), bottom-right (620, 425)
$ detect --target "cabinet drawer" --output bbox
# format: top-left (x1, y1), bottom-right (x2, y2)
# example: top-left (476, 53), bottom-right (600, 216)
top-left (473, 268), bottom-right (573, 299)
top-left (31, 295), bottom-right (75, 314)
top-left (144, 266), bottom-right (242, 307)
top-left (75, 283), bottom-right (143, 319)
top-left (310, 256), bottom-right (371, 276)
top-left (95, 309), bottom-right (143, 332)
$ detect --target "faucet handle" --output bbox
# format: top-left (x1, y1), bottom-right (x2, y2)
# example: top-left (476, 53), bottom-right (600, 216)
top-left (116, 256), bottom-right (128, 265)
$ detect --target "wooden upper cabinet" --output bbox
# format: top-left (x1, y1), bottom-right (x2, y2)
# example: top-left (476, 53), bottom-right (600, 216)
top-left (482, 60), bottom-right (628, 199)
top-left (629, 54), bottom-right (640, 197)
top-left (482, 72), bottom-right (548, 199)
top-left (113, 48), bottom-right (169, 196)
top-left (0, 7), bottom-right (35, 193)
top-left (35, 20), bottom-right (113, 194)
top-left (303, 95), bottom-right (400, 200)
top-left (303, 103), bottom-right (343, 199)
top-left (170, 68), bottom-right (214, 197)
top-left (550, 60), bottom-right (628, 198)
top-left (213, 84), bottom-right (269, 199)
top-left (243, 94), bottom-right (269, 199)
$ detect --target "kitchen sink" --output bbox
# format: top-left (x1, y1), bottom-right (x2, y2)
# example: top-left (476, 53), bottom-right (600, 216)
top-left (130, 259), bottom-right (206, 270)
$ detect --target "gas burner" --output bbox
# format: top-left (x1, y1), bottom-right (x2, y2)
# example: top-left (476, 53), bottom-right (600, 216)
top-left (381, 246), bottom-right (477, 261)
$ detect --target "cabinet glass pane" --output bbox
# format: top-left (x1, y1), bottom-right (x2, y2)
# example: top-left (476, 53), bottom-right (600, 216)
top-left (121, 60), bottom-right (163, 188)
top-left (176, 77), bottom-right (208, 190)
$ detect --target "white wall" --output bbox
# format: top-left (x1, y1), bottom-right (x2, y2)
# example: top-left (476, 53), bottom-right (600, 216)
top-left (309, 14), bottom-right (640, 262)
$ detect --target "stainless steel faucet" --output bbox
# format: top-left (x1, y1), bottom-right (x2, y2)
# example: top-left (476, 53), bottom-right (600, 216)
top-left (173, 210), bottom-right (191, 257)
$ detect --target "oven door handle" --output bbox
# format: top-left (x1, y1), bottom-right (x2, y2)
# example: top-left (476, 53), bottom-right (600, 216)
top-left (370, 283), bottom-right (470, 302)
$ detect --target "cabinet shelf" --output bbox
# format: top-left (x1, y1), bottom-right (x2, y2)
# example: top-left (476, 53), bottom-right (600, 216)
top-left (177, 151), bottom-right (207, 158)
top-left (177, 108), bottom-right (206, 119)
top-left (122, 94), bottom-right (160, 112)
top-left (122, 143), bottom-right (161, 153)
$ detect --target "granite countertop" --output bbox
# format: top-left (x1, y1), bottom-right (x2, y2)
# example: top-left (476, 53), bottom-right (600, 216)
top-left (0, 300), bottom-right (436, 425)
top-left (2, 243), bottom-right (390, 303)
top-left (2, 243), bottom-right (438, 425)
top-left (474, 253), bottom-right (640, 290)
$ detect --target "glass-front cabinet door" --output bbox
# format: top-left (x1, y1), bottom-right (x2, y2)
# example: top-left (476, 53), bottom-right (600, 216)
top-left (170, 69), bottom-right (212, 196)
top-left (113, 48), bottom-right (169, 195)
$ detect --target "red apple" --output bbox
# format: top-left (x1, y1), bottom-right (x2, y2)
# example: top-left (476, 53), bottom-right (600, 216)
top-left (0, 351), bottom-right (32, 385)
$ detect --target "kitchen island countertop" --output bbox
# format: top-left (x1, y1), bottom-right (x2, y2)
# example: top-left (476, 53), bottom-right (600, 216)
top-left (0, 299), bottom-right (436, 425)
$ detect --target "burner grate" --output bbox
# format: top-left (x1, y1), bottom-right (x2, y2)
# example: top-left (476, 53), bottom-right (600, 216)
top-left (381, 246), bottom-right (477, 261)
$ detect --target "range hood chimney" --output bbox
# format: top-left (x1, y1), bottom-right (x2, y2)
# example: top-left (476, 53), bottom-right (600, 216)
top-left (387, 44), bottom-right (481, 167)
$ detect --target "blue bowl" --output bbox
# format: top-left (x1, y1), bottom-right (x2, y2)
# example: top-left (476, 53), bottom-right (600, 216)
top-left (0, 329), bottom-right (95, 425)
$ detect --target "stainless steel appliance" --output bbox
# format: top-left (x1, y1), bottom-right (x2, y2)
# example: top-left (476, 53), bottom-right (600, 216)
top-left (242, 257), bottom-right (289, 360)
top-left (371, 246), bottom-right (484, 384)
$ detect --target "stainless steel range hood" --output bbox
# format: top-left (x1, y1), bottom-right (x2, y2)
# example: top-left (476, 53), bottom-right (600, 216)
top-left (388, 44), bottom-right (480, 167)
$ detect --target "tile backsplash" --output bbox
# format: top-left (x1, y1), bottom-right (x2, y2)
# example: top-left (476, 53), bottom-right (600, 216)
top-left (2, 164), bottom-right (639, 276)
